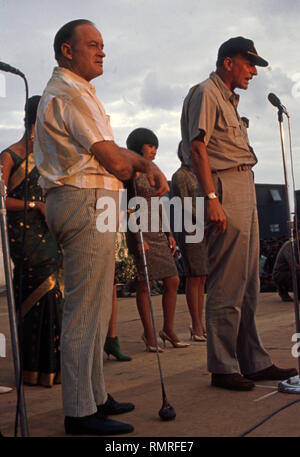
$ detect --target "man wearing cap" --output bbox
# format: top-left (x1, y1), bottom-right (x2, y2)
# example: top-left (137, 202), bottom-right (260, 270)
top-left (181, 36), bottom-right (297, 390)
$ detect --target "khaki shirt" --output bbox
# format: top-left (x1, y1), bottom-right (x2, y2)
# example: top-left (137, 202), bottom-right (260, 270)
top-left (34, 67), bottom-right (123, 191)
top-left (180, 71), bottom-right (257, 171)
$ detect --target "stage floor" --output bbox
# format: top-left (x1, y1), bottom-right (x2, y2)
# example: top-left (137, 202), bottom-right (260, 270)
top-left (1, 292), bottom-right (299, 438)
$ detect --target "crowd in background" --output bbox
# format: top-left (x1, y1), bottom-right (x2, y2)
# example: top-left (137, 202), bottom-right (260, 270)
top-left (117, 235), bottom-right (290, 297)
top-left (259, 236), bottom-right (289, 292)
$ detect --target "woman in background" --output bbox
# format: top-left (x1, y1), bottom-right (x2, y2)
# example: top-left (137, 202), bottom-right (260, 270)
top-left (126, 128), bottom-right (189, 351)
top-left (0, 96), bottom-right (63, 387)
top-left (104, 232), bottom-right (136, 361)
top-left (172, 142), bottom-right (208, 341)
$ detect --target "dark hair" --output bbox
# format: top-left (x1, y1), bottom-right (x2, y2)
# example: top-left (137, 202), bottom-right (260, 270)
top-left (126, 128), bottom-right (159, 155)
top-left (216, 56), bottom-right (226, 67)
top-left (54, 19), bottom-right (94, 62)
top-left (177, 141), bottom-right (184, 163)
top-left (241, 116), bottom-right (249, 128)
top-left (24, 95), bottom-right (41, 128)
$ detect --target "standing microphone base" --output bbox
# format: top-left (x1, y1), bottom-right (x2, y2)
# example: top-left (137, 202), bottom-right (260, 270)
top-left (278, 375), bottom-right (300, 394)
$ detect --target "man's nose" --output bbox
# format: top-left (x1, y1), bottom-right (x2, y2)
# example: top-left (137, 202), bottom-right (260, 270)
top-left (97, 48), bottom-right (106, 58)
top-left (252, 65), bottom-right (258, 76)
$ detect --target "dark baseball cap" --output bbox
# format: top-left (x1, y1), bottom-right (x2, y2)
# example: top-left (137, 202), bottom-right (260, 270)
top-left (217, 36), bottom-right (268, 67)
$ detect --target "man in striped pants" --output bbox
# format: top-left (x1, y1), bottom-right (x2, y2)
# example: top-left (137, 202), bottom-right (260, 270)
top-left (34, 19), bottom-right (168, 435)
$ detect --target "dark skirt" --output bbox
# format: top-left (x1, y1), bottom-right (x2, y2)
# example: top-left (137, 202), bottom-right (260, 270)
top-left (22, 286), bottom-right (62, 387)
top-left (177, 231), bottom-right (208, 277)
top-left (127, 231), bottom-right (178, 281)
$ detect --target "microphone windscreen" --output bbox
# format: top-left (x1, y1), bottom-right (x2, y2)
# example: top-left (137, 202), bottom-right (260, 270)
top-left (0, 61), bottom-right (24, 77)
top-left (268, 92), bottom-right (281, 108)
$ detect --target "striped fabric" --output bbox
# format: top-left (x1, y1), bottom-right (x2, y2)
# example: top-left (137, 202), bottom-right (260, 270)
top-left (46, 186), bottom-right (117, 417)
top-left (34, 67), bottom-right (123, 192)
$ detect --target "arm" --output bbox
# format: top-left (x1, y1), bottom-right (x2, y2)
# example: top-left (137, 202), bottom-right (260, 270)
top-left (90, 141), bottom-right (134, 181)
top-left (190, 132), bottom-right (226, 234)
top-left (0, 151), bottom-right (45, 214)
top-left (62, 95), bottom-right (169, 196)
top-left (60, 95), bottom-right (168, 195)
top-left (91, 142), bottom-right (169, 196)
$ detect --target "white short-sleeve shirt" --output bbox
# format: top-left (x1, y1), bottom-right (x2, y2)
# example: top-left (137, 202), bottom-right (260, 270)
top-left (34, 67), bottom-right (123, 191)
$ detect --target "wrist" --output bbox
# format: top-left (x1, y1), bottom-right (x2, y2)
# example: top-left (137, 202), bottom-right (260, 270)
top-left (205, 192), bottom-right (218, 200)
top-left (207, 196), bottom-right (219, 204)
top-left (27, 201), bottom-right (36, 209)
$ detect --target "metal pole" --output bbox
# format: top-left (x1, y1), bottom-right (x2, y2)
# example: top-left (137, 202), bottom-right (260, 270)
top-left (277, 109), bottom-right (300, 392)
top-left (130, 179), bottom-right (176, 420)
top-left (0, 166), bottom-right (29, 436)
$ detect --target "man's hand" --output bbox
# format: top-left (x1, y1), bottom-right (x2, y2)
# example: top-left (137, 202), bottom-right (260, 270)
top-left (91, 142), bottom-right (169, 195)
top-left (145, 162), bottom-right (169, 196)
top-left (207, 198), bottom-right (227, 234)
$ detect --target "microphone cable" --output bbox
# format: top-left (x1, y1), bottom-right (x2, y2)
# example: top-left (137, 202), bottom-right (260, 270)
top-left (239, 398), bottom-right (300, 437)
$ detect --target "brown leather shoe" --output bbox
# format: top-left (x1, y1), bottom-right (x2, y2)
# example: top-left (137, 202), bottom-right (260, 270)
top-left (211, 373), bottom-right (255, 391)
top-left (245, 364), bottom-right (298, 381)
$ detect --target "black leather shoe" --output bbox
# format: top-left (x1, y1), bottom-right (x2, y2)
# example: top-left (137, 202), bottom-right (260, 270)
top-left (97, 393), bottom-right (135, 416)
top-left (211, 373), bottom-right (255, 391)
top-left (64, 412), bottom-right (134, 435)
top-left (245, 364), bottom-right (298, 381)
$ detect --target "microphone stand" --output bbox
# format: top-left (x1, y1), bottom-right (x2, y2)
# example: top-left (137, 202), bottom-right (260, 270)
top-left (275, 108), bottom-right (300, 393)
top-left (0, 167), bottom-right (29, 436)
top-left (0, 70), bottom-right (29, 436)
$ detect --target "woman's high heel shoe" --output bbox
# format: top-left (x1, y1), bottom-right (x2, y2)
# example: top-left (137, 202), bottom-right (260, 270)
top-left (141, 334), bottom-right (164, 353)
top-left (159, 330), bottom-right (190, 348)
top-left (189, 326), bottom-right (207, 342)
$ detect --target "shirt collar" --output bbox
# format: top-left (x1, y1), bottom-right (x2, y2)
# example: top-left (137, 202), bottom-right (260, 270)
top-left (52, 66), bottom-right (96, 95)
top-left (209, 71), bottom-right (240, 107)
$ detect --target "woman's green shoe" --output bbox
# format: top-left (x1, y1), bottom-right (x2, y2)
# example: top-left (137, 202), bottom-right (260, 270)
top-left (104, 336), bottom-right (132, 362)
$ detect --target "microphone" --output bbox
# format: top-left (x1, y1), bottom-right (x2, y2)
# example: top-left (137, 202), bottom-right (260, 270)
top-left (268, 92), bottom-right (289, 116)
top-left (0, 61), bottom-right (24, 77)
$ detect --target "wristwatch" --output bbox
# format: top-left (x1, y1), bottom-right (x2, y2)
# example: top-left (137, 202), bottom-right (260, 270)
top-left (206, 192), bottom-right (218, 200)
top-left (28, 201), bottom-right (36, 209)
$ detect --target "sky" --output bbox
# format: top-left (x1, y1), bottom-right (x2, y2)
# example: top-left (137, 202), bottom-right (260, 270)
top-left (0, 0), bottom-right (299, 187)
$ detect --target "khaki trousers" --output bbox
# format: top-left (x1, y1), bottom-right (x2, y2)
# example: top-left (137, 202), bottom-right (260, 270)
top-left (205, 170), bottom-right (272, 374)
top-left (46, 186), bottom-right (117, 417)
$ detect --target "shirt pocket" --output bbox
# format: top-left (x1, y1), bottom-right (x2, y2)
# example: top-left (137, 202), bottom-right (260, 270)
top-left (223, 112), bottom-right (242, 138)
top-left (222, 111), bottom-right (248, 150)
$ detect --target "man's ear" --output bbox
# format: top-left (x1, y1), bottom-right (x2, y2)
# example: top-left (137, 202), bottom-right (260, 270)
top-left (60, 42), bottom-right (72, 61)
top-left (223, 56), bottom-right (233, 72)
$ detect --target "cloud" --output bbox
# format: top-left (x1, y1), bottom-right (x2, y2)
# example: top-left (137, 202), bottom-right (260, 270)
top-left (140, 72), bottom-right (187, 110)
top-left (0, 0), bottom-right (300, 184)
